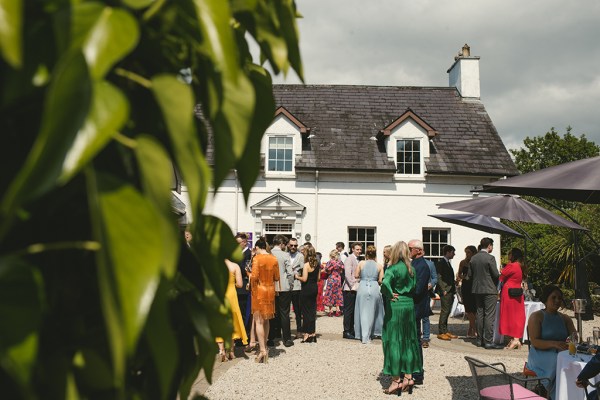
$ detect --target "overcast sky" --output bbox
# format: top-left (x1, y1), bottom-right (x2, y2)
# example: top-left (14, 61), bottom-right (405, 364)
top-left (270, 0), bottom-right (600, 152)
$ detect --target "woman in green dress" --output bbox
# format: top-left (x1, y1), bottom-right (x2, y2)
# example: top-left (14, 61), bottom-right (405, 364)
top-left (380, 241), bottom-right (422, 395)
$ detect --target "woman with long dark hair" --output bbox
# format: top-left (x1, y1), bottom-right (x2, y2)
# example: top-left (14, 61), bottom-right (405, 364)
top-left (249, 237), bottom-right (279, 363)
top-left (295, 244), bottom-right (320, 343)
top-left (499, 248), bottom-right (526, 349)
top-left (456, 245), bottom-right (477, 338)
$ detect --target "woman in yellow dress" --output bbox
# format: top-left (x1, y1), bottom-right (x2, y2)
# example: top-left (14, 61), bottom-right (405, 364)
top-left (216, 259), bottom-right (249, 361)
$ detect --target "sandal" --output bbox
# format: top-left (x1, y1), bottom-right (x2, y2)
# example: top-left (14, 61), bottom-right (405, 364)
top-left (383, 378), bottom-right (402, 395)
top-left (244, 342), bottom-right (258, 353)
top-left (402, 377), bottom-right (414, 394)
top-left (218, 350), bottom-right (228, 362)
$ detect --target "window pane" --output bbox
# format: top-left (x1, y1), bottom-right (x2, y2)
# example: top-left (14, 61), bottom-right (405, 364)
top-left (269, 149), bottom-right (276, 159)
top-left (396, 141), bottom-right (405, 151)
top-left (413, 164), bottom-right (420, 174)
top-left (405, 140), bottom-right (413, 151)
top-left (284, 161), bottom-right (292, 171)
top-left (432, 231), bottom-right (439, 242)
top-left (413, 141), bottom-right (420, 151)
top-left (284, 149), bottom-right (292, 160)
top-left (397, 164), bottom-right (404, 174)
top-left (269, 160), bottom-right (276, 170)
top-left (277, 160), bottom-right (284, 170)
top-left (405, 153), bottom-right (412, 162)
top-left (440, 230), bottom-right (448, 242)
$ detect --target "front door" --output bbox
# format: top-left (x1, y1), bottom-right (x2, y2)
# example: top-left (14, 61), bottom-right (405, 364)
top-left (264, 222), bottom-right (293, 245)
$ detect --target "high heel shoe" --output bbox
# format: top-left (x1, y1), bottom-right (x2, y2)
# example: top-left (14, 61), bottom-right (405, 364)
top-left (383, 378), bottom-right (402, 395)
top-left (504, 339), bottom-right (522, 350)
top-left (244, 342), bottom-right (258, 353)
top-left (218, 350), bottom-right (228, 362)
top-left (255, 351), bottom-right (268, 364)
top-left (402, 377), bottom-right (414, 394)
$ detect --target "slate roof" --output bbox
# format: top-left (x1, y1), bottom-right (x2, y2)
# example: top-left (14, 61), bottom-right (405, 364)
top-left (272, 84), bottom-right (519, 177)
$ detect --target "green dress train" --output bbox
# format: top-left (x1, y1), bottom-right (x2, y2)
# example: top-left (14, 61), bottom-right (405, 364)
top-left (380, 261), bottom-right (422, 376)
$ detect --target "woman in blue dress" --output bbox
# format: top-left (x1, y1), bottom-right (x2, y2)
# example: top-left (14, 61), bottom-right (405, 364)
top-left (527, 285), bottom-right (576, 399)
top-left (353, 245), bottom-right (384, 343)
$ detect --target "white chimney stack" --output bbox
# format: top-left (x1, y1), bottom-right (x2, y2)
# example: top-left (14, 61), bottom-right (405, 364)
top-left (447, 44), bottom-right (481, 99)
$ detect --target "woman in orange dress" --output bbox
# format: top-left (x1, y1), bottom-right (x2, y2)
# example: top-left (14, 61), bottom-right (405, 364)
top-left (250, 237), bottom-right (280, 363)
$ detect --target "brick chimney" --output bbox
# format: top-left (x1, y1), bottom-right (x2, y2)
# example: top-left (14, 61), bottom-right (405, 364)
top-left (447, 44), bottom-right (481, 99)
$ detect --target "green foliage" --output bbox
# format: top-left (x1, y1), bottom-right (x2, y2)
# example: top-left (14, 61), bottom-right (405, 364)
top-left (503, 127), bottom-right (600, 295)
top-left (0, 0), bottom-right (302, 398)
top-left (510, 126), bottom-right (600, 174)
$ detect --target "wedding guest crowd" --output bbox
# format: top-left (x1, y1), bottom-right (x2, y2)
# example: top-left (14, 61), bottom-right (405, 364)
top-left (211, 232), bottom-right (531, 398)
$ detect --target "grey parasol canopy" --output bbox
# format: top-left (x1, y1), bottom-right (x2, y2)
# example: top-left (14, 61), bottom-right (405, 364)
top-left (437, 194), bottom-right (587, 231)
top-left (428, 213), bottom-right (523, 237)
top-left (481, 156), bottom-right (600, 203)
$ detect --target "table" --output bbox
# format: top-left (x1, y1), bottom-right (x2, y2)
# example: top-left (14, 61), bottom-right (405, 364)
top-left (493, 301), bottom-right (544, 344)
top-left (556, 350), bottom-right (596, 400)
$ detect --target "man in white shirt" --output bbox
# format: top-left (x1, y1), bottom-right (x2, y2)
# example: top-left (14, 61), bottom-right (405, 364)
top-left (288, 237), bottom-right (305, 339)
top-left (342, 242), bottom-right (362, 339)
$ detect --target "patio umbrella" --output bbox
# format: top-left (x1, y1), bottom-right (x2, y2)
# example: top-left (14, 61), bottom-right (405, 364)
top-left (428, 213), bottom-right (523, 237)
top-left (480, 156), bottom-right (600, 203)
top-left (437, 194), bottom-right (587, 231)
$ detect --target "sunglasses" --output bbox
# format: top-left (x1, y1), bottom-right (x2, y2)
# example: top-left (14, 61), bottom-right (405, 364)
top-left (289, 244), bottom-right (298, 248)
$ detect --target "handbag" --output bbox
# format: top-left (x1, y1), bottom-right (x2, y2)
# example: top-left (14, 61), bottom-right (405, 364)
top-left (508, 287), bottom-right (523, 297)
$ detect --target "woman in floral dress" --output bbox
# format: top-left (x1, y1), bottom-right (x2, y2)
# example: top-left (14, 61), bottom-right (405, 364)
top-left (323, 249), bottom-right (344, 316)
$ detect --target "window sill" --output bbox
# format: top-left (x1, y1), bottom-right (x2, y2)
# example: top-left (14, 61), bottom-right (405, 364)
top-left (393, 174), bottom-right (426, 182)
top-left (264, 172), bottom-right (297, 179)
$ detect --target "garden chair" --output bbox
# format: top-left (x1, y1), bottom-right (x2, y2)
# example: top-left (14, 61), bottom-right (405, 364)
top-left (464, 356), bottom-right (550, 399)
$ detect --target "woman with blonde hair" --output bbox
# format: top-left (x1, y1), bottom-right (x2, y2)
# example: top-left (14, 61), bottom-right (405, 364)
top-left (381, 241), bottom-right (421, 395)
top-left (295, 244), bottom-right (320, 343)
top-left (249, 237), bottom-right (279, 363)
top-left (353, 245), bottom-right (384, 343)
top-left (323, 249), bottom-right (344, 316)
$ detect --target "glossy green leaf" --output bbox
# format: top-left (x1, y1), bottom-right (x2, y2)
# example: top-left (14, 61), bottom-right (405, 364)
top-left (89, 172), bottom-right (164, 382)
top-left (0, 256), bottom-right (42, 392)
top-left (135, 135), bottom-right (180, 278)
top-left (60, 81), bottom-right (129, 184)
top-left (122, 0), bottom-right (155, 9)
top-left (145, 280), bottom-right (178, 400)
top-left (0, 256), bottom-right (43, 349)
top-left (151, 74), bottom-right (211, 215)
top-left (193, 0), bottom-right (239, 81)
top-left (2, 333), bottom-right (38, 393)
top-left (79, 6), bottom-right (139, 80)
top-left (236, 64), bottom-right (275, 201)
top-left (1, 51), bottom-right (91, 220)
top-left (190, 215), bottom-right (238, 300)
top-left (0, 0), bottom-right (22, 68)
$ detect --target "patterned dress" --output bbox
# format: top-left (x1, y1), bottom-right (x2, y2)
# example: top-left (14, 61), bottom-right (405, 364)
top-left (323, 259), bottom-right (344, 307)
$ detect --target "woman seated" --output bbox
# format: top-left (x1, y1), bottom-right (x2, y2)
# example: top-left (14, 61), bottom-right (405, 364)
top-left (527, 285), bottom-right (576, 399)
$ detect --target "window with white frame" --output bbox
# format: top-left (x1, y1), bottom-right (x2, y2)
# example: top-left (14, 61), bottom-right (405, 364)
top-left (267, 136), bottom-right (293, 172)
top-left (422, 228), bottom-right (449, 262)
top-left (396, 139), bottom-right (421, 174)
top-left (348, 227), bottom-right (376, 252)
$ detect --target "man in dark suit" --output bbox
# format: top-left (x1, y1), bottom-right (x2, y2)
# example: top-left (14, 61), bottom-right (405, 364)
top-left (467, 237), bottom-right (502, 349)
top-left (408, 239), bottom-right (431, 385)
top-left (235, 233), bottom-right (252, 342)
top-left (436, 245), bottom-right (457, 341)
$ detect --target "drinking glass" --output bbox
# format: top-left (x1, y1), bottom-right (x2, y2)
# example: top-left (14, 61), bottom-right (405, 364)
top-left (593, 327), bottom-right (600, 346)
top-left (569, 332), bottom-right (579, 356)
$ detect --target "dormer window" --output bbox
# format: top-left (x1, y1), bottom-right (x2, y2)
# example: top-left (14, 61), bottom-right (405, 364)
top-left (263, 107), bottom-right (309, 177)
top-left (268, 136), bottom-right (293, 172)
top-left (396, 139), bottom-right (421, 174)
top-left (380, 109), bottom-right (437, 179)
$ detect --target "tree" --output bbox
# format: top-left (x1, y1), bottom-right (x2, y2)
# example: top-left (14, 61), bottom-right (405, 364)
top-left (511, 126), bottom-right (599, 174)
top-left (503, 127), bottom-right (600, 304)
top-left (0, 0), bottom-right (302, 398)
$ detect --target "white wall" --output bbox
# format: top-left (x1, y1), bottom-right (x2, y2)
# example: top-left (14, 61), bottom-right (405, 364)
top-left (191, 171), bottom-right (504, 276)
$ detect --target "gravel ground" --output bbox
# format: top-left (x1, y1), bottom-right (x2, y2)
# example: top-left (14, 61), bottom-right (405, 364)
top-left (192, 308), bottom-right (597, 400)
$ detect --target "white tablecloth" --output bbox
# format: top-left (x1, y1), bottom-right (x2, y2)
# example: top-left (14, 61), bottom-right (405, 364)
top-left (493, 301), bottom-right (544, 344)
top-left (556, 350), bottom-right (596, 400)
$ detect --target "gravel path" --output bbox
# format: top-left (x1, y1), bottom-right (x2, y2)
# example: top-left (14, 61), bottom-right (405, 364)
top-left (191, 309), bottom-right (596, 400)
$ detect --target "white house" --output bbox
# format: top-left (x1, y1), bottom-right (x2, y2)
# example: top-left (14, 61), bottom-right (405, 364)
top-left (181, 45), bottom-right (519, 266)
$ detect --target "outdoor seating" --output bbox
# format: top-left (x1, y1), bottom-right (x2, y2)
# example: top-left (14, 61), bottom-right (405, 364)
top-left (464, 356), bottom-right (550, 399)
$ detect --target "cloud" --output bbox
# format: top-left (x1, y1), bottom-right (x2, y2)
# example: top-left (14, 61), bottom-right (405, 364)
top-left (269, 0), bottom-right (600, 149)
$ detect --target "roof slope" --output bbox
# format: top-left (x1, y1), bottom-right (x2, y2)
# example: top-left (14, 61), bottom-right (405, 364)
top-left (272, 84), bottom-right (518, 177)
